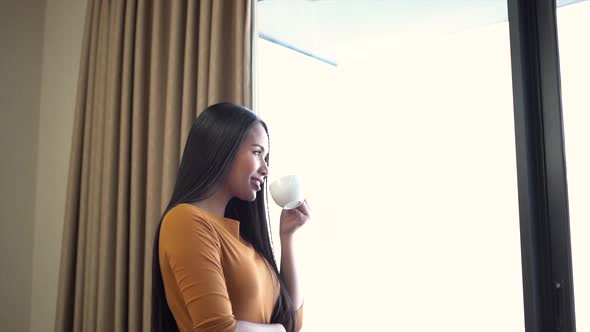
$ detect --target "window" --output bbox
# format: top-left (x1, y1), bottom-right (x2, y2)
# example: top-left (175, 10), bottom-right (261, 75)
top-left (257, 2), bottom-right (525, 330)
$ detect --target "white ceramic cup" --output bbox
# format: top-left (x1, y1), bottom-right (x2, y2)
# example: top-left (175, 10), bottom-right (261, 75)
top-left (269, 175), bottom-right (305, 210)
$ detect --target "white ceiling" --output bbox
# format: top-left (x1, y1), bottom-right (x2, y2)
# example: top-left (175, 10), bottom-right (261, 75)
top-left (258, 0), bottom-right (587, 64)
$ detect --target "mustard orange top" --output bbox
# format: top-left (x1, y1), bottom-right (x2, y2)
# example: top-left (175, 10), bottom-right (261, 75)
top-left (159, 203), bottom-right (303, 332)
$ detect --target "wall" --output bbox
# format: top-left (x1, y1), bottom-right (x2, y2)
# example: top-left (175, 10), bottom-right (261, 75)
top-left (29, 0), bottom-right (87, 331)
top-left (0, 1), bottom-right (46, 331)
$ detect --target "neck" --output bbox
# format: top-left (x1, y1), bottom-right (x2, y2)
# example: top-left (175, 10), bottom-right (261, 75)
top-left (191, 189), bottom-right (231, 218)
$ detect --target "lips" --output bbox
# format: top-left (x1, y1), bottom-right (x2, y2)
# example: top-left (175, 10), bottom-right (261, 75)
top-left (251, 178), bottom-right (263, 191)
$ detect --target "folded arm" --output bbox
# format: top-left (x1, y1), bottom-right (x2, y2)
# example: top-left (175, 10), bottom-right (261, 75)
top-left (161, 210), bottom-right (285, 332)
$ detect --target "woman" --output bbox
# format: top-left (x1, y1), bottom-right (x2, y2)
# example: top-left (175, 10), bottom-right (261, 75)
top-left (151, 102), bottom-right (308, 332)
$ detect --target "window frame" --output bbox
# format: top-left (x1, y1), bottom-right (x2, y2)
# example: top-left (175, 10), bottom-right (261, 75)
top-left (508, 0), bottom-right (577, 330)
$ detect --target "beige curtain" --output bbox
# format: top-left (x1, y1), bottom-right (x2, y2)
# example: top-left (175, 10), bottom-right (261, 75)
top-left (54, 0), bottom-right (255, 331)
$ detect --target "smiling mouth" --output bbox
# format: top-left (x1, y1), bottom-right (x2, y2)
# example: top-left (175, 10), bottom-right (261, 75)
top-left (251, 178), bottom-right (262, 190)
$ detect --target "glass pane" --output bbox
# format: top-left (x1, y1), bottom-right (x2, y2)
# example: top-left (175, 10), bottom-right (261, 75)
top-left (556, 1), bottom-right (590, 330)
top-left (258, 2), bottom-right (524, 331)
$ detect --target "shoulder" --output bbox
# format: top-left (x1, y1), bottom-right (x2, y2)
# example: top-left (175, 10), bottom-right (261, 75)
top-left (163, 203), bottom-right (209, 221)
top-left (160, 204), bottom-right (219, 244)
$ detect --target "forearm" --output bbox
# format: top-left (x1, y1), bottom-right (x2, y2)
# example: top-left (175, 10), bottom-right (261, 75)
top-left (236, 320), bottom-right (285, 332)
top-left (279, 235), bottom-right (303, 309)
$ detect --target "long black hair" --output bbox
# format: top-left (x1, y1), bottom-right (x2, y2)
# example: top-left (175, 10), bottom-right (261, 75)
top-left (151, 102), bottom-right (296, 332)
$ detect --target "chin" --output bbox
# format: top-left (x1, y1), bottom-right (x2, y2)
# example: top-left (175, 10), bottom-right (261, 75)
top-left (248, 192), bottom-right (258, 202)
top-left (237, 191), bottom-right (257, 202)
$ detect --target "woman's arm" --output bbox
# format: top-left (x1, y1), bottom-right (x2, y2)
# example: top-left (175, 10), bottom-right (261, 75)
top-left (279, 235), bottom-right (303, 309)
top-left (278, 200), bottom-right (310, 310)
top-left (163, 207), bottom-right (286, 332)
top-left (162, 206), bottom-right (293, 332)
top-left (236, 321), bottom-right (286, 332)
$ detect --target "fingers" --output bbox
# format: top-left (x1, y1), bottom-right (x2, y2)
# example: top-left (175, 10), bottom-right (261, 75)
top-left (296, 199), bottom-right (311, 217)
top-left (304, 199), bottom-right (311, 211)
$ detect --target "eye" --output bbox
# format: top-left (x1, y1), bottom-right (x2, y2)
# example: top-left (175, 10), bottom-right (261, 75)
top-left (254, 150), bottom-right (263, 156)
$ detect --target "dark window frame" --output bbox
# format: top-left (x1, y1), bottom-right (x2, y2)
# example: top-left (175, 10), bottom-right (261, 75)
top-left (508, 0), bottom-right (576, 331)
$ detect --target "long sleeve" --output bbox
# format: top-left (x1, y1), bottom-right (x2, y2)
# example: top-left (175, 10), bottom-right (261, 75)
top-left (160, 209), bottom-right (237, 332)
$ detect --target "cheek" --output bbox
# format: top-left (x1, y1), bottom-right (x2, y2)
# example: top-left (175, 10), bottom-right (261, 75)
top-left (231, 154), bottom-right (256, 180)
top-left (242, 154), bottom-right (258, 171)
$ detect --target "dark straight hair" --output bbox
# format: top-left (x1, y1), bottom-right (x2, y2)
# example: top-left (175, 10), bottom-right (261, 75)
top-left (151, 102), bottom-right (296, 332)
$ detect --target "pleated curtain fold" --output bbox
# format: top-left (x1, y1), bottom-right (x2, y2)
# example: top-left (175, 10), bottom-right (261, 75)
top-left (54, 1), bottom-right (255, 331)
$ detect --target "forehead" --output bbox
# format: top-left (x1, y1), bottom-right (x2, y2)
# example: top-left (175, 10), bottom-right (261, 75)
top-left (243, 123), bottom-right (269, 148)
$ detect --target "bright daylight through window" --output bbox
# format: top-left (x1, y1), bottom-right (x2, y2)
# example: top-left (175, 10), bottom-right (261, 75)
top-left (257, 1), bottom-right (588, 331)
top-left (557, 1), bottom-right (590, 331)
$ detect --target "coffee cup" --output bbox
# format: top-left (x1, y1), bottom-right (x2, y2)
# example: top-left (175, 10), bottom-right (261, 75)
top-left (269, 175), bottom-right (305, 210)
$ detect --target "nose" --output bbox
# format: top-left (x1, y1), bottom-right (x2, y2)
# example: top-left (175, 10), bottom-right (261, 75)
top-left (259, 161), bottom-right (269, 177)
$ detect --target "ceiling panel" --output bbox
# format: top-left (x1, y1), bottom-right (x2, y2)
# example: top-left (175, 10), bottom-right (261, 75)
top-left (258, 0), bottom-right (587, 64)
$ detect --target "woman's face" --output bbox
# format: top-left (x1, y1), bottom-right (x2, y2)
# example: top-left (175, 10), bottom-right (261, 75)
top-left (223, 123), bottom-right (269, 201)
